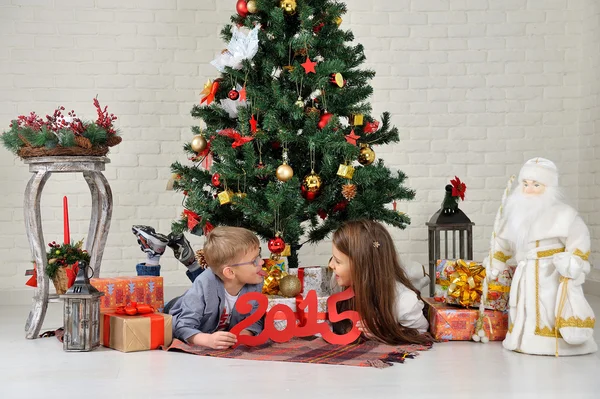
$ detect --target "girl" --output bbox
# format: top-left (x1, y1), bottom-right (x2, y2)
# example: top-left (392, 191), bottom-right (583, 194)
top-left (329, 219), bottom-right (434, 345)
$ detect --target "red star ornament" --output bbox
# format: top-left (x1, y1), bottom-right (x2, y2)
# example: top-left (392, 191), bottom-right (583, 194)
top-left (301, 56), bottom-right (317, 74)
top-left (345, 129), bottom-right (360, 146)
top-left (249, 114), bottom-right (258, 133)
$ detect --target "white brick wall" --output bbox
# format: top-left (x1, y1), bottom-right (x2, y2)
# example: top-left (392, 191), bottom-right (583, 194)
top-left (0, 0), bottom-right (599, 294)
top-left (578, 0), bottom-right (600, 265)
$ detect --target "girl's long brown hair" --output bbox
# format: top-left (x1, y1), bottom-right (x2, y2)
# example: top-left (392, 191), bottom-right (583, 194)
top-left (332, 219), bottom-right (434, 346)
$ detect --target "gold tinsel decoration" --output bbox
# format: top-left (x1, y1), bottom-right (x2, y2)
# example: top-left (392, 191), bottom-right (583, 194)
top-left (279, 275), bottom-right (302, 297)
top-left (342, 183), bottom-right (357, 201)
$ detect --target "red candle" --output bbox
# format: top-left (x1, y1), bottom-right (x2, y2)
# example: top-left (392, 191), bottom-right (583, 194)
top-left (63, 196), bottom-right (70, 245)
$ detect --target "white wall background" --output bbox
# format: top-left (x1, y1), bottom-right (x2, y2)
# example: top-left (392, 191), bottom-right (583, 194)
top-left (0, 0), bottom-right (599, 294)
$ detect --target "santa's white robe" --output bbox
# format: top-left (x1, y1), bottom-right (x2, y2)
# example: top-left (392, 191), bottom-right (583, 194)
top-left (489, 203), bottom-right (597, 356)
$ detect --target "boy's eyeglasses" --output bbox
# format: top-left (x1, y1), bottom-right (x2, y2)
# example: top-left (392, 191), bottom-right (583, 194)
top-left (230, 253), bottom-right (262, 268)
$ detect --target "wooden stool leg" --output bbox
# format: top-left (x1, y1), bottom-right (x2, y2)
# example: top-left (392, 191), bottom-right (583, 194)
top-left (24, 171), bottom-right (51, 339)
top-left (84, 172), bottom-right (113, 277)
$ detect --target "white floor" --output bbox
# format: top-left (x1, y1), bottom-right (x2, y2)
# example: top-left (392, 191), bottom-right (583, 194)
top-left (1, 298), bottom-right (600, 399)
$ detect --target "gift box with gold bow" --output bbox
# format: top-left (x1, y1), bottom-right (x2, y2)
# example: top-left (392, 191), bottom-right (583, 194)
top-left (434, 259), bottom-right (513, 311)
top-left (425, 297), bottom-right (508, 341)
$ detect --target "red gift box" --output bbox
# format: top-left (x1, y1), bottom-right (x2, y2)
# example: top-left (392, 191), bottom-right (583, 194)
top-left (424, 297), bottom-right (508, 341)
top-left (100, 311), bottom-right (172, 353)
top-left (91, 276), bottom-right (164, 312)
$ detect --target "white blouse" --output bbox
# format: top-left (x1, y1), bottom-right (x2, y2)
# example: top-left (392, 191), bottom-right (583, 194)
top-left (395, 282), bottom-right (429, 334)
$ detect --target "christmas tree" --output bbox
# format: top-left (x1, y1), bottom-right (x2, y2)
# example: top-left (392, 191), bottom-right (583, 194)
top-left (170, 0), bottom-right (415, 268)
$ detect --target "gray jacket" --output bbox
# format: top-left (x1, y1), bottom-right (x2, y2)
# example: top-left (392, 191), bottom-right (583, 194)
top-left (169, 268), bottom-right (264, 342)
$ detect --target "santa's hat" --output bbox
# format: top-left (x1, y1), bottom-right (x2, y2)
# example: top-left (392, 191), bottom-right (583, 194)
top-left (518, 157), bottom-right (558, 187)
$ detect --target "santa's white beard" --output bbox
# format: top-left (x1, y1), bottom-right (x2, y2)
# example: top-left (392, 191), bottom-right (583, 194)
top-left (503, 187), bottom-right (561, 256)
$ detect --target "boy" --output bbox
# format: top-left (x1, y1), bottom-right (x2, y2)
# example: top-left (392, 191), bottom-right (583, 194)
top-left (132, 225), bottom-right (203, 281)
top-left (132, 225), bottom-right (265, 349)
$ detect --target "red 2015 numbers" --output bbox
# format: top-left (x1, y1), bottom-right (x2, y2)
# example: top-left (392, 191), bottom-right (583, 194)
top-left (230, 288), bottom-right (360, 346)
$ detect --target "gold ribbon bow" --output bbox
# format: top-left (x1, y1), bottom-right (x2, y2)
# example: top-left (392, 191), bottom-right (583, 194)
top-left (447, 260), bottom-right (486, 307)
top-left (261, 259), bottom-right (287, 295)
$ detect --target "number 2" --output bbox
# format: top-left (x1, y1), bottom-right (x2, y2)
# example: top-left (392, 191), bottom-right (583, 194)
top-left (229, 292), bottom-right (269, 347)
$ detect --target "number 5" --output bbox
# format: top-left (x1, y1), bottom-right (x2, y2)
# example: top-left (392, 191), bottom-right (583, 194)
top-left (321, 287), bottom-right (361, 345)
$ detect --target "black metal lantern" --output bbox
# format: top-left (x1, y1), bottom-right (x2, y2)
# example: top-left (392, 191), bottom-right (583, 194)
top-left (59, 261), bottom-right (103, 352)
top-left (426, 184), bottom-right (474, 296)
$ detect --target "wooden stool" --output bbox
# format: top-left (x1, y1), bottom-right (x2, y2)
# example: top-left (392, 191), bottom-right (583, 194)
top-left (23, 156), bottom-right (113, 339)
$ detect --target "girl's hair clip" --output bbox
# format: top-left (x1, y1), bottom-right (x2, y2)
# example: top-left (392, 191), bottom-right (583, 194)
top-left (372, 241), bottom-right (380, 248)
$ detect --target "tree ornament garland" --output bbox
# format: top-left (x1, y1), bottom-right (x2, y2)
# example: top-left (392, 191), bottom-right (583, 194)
top-left (276, 148), bottom-right (294, 182)
top-left (236, 0), bottom-right (249, 17)
top-left (357, 144), bottom-right (375, 166)
top-left (211, 173), bottom-right (221, 187)
top-left (301, 145), bottom-right (322, 201)
top-left (337, 163), bottom-right (355, 179)
top-left (280, 0), bottom-right (297, 15)
top-left (342, 183), bottom-right (357, 201)
top-left (318, 112), bottom-right (333, 129)
top-left (301, 56), bottom-right (317, 74)
top-left (330, 73), bottom-right (345, 88)
top-left (228, 89), bottom-right (240, 100)
top-left (246, 0), bottom-right (257, 13)
top-left (190, 134), bottom-right (208, 153)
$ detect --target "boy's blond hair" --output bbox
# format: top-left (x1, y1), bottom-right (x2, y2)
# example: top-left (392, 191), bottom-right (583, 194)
top-left (203, 226), bottom-right (260, 274)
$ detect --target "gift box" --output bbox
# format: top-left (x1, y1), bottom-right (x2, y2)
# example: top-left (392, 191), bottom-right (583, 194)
top-left (91, 276), bottom-right (164, 312)
top-left (100, 311), bottom-right (172, 353)
top-left (267, 294), bottom-right (328, 332)
top-left (289, 266), bottom-right (333, 296)
top-left (434, 259), bottom-right (512, 311)
top-left (424, 297), bottom-right (508, 341)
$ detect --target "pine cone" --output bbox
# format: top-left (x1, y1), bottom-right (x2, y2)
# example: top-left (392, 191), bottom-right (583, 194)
top-left (195, 249), bottom-right (209, 269)
top-left (106, 135), bottom-right (122, 147)
top-left (342, 183), bottom-right (357, 201)
top-left (74, 135), bottom-right (92, 149)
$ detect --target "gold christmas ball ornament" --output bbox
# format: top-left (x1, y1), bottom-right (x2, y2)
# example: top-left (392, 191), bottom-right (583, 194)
top-left (191, 134), bottom-right (208, 153)
top-left (280, 0), bottom-right (297, 15)
top-left (276, 163), bottom-right (294, 182)
top-left (279, 275), bottom-right (302, 297)
top-left (302, 172), bottom-right (322, 192)
top-left (335, 16), bottom-right (343, 26)
top-left (295, 97), bottom-right (304, 108)
top-left (357, 144), bottom-right (375, 166)
top-left (246, 0), bottom-right (257, 13)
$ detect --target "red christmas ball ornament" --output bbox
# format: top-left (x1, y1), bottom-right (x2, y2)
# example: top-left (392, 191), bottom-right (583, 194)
top-left (318, 112), bottom-right (333, 129)
top-left (257, 162), bottom-right (268, 180)
top-left (268, 235), bottom-right (286, 254)
top-left (271, 141), bottom-right (281, 150)
top-left (301, 185), bottom-right (319, 201)
top-left (228, 89), bottom-right (240, 100)
top-left (313, 22), bottom-right (325, 33)
top-left (317, 209), bottom-right (328, 220)
top-left (332, 200), bottom-right (348, 213)
top-left (211, 173), bottom-right (221, 187)
top-left (236, 0), bottom-right (248, 17)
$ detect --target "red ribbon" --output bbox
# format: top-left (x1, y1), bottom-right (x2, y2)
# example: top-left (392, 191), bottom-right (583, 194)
top-left (103, 308), bottom-right (165, 350)
top-left (295, 268), bottom-right (307, 327)
top-left (115, 301), bottom-right (155, 316)
top-left (201, 80), bottom-right (219, 105)
top-left (183, 209), bottom-right (201, 231)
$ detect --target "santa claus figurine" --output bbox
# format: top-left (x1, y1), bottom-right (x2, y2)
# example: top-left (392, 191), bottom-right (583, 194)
top-left (484, 157), bottom-right (597, 356)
